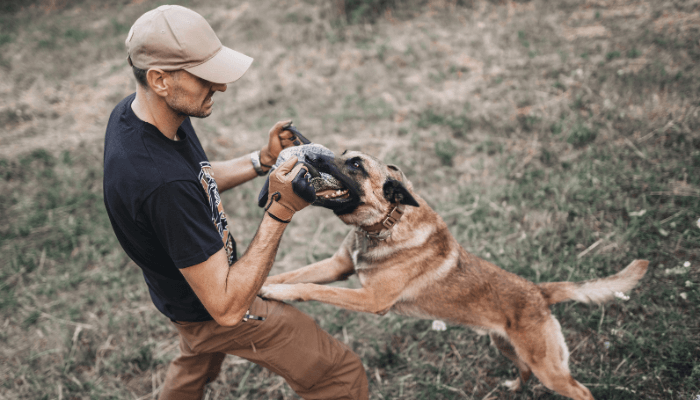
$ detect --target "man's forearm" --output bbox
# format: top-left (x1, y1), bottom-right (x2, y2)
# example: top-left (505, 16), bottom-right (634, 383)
top-left (179, 213), bottom-right (287, 326)
top-left (222, 213), bottom-right (286, 320)
top-left (211, 155), bottom-right (260, 192)
top-left (181, 157), bottom-right (312, 326)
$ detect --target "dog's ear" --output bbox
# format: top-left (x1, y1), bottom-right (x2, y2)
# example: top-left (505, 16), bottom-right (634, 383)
top-left (383, 178), bottom-right (419, 207)
top-left (386, 164), bottom-right (407, 182)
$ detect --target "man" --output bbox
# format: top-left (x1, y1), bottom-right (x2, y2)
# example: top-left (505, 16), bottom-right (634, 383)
top-left (103, 5), bottom-right (368, 399)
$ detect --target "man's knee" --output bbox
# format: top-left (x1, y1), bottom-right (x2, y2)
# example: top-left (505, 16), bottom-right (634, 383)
top-left (326, 344), bottom-right (368, 399)
top-left (255, 301), bottom-right (367, 398)
top-left (291, 337), bottom-right (368, 399)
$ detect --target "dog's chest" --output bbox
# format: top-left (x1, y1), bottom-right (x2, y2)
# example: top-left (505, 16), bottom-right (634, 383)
top-left (349, 239), bottom-right (391, 288)
top-left (350, 233), bottom-right (395, 270)
top-left (350, 248), bottom-right (373, 274)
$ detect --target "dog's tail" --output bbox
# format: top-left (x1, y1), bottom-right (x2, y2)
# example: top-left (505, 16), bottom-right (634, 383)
top-left (538, 259), bottom-right (649, 306)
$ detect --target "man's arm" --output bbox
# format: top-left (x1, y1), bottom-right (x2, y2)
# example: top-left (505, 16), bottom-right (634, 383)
top-left (179, 213), bottom-right (286, 326)
top-left (210, 156), bottom-right (258, 192)
top-left (180, 158), bottom-right (315, 326)
top-left (210, 120), bottom-right (296, 192)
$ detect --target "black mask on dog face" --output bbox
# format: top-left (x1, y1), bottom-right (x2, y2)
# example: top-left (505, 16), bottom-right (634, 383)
top-left (257, 144), bottom-right (363, 215)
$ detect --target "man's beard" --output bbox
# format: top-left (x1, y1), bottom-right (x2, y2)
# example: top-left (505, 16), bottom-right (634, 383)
top-left (167, 87), bottom-right (212, 118)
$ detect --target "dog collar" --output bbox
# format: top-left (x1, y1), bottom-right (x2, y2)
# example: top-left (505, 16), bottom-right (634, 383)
top-left (358, 203), bottom-right (405, 239)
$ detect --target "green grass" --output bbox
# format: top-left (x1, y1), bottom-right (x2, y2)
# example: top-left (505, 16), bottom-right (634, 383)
top-left (1, 0), bottom-right (699, 399)
top-left (342, 0), bottom-right (399, 24)
top-left (566, 121), bottom-right (597, 148)
top-left (416, 108), bottom-right (473, 138)
top-left (0, 149), bottom-right (162, 398)
top-left (434, 139), bottom-right (457, 166)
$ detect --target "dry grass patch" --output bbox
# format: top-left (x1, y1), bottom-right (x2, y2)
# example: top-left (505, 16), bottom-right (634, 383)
top-left (1, 0), bottom-right (699, 398)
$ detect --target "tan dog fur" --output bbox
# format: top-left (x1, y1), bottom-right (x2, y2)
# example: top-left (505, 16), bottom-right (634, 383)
top-left (260, 151), bottom-right (649, 400)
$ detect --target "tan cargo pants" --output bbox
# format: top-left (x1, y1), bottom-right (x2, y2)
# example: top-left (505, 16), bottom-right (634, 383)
top-left (159, 296), bottom-right (368, 399)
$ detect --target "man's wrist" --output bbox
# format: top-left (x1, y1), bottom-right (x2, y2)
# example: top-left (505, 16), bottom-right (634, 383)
top-left (250, 150), bottom-right (268, 176)
top-left (259, 147), bottom-right (276, 169)
top-left (266, 211), bottom-right (290, 224)
top-left (265, 197), bottom-right (295, 223)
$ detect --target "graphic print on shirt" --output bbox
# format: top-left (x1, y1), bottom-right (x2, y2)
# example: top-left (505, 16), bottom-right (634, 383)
top-left (199, 162), bottom-right (235, 266)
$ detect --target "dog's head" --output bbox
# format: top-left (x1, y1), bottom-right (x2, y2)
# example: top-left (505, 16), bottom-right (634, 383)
top-left (307, 150), bottom-right (419, 226)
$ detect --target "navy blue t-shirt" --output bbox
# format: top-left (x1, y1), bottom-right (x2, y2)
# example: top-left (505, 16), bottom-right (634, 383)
top-left (103, 93), bottom-right (237, 322)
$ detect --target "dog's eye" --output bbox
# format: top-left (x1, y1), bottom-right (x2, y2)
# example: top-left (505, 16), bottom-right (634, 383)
top-left (347, 157), bottom-right (363, 171)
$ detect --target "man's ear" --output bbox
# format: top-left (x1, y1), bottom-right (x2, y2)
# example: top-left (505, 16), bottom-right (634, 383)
top-left (146, 68), bottom-right (168, 97)
top-left (383, 178), bottom-right (419, 207)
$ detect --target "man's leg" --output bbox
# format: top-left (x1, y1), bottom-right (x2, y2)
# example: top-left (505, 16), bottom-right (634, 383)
top-left (159, 325), bottom-right (227, 400)
top-left (160, 297), bottom-right (367, 399)
top-left (200, 297), bottom-right (368, 399)
top-left (232, 297), bottom-right (368, 399)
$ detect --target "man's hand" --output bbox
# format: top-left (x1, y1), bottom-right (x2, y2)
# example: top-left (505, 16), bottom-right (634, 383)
top-left (265, 157), bottom-right (316, 222)
top-left (260, 120), bottom-right (297, 168)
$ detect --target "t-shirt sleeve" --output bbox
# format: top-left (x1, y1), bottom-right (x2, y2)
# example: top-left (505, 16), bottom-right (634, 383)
top-left (140, 180), bottom-right (224, 269)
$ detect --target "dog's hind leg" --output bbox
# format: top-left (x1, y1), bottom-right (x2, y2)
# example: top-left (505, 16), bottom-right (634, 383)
top-left (489, 332), bottom-right (532, 392)
top-left (508, 316), bottom-right (593, 400)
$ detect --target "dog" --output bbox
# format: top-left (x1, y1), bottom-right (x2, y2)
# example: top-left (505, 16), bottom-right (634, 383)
top-left (259, 150), bottom-right (648, 400)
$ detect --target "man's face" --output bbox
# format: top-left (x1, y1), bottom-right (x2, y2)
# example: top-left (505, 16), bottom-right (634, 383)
top-left (165, 70), bottom-right (227, 118)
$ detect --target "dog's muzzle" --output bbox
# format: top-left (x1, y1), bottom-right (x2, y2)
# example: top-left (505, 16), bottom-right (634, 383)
top-left (257, 144), bottom-right (353, 208)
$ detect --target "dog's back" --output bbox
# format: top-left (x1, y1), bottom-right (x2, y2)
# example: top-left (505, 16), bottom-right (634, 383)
top-left (355, 194), bottom-right (648, 329)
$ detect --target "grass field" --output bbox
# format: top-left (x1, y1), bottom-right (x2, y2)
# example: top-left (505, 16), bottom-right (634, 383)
top-left (1, 0), bottom-right (699, 399)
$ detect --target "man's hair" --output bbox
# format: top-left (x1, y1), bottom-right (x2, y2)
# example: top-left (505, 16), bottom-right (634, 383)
top-left (132, 65), bottom-right (148, 88)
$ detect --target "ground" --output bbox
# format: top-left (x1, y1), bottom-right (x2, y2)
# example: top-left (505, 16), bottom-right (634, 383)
top-left (0, 0), bottom-right (699, 399)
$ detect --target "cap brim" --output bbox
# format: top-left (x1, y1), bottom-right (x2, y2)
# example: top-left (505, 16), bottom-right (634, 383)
top-left (185, 46), bottom-right (253, 84)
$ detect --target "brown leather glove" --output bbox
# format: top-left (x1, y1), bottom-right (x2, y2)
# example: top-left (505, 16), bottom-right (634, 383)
top-left (265, 157), bottom-right (316, 223)
top-left (260, 120), bottom-right (296, 169)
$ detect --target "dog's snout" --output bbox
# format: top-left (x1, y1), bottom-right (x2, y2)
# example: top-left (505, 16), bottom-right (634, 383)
top-left (307, 152), bottom-right (334, 166)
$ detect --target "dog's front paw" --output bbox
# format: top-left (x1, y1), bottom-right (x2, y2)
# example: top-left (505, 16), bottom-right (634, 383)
top-left (259, 284), bottom-right (302, 301)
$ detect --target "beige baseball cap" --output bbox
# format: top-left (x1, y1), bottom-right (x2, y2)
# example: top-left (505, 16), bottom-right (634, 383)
top-left (126, 5), bottom-right (253, 84)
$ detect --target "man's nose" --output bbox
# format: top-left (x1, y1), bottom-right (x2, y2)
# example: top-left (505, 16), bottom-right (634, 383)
top-left (213, 83), bottom-right (227, 93)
